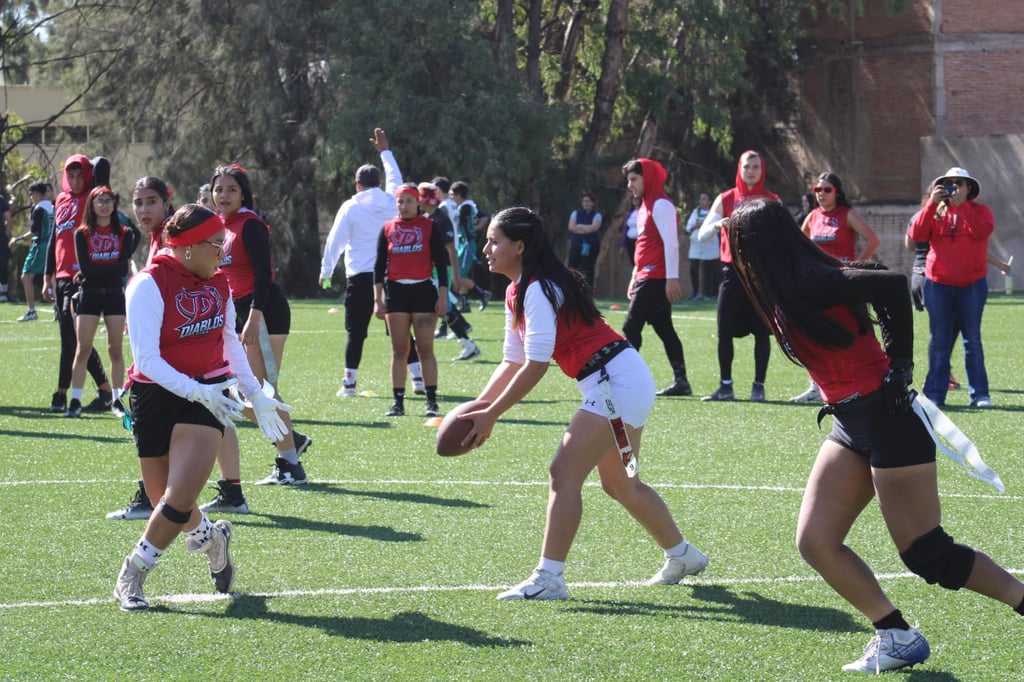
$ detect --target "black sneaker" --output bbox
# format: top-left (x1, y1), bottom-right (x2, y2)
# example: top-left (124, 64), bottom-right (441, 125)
top-left (110, 398), bottom-right (126, 418)
top-left (49, 391), bottom-right (67, 414)
top-left (656, 378), bottom-right (693, 397)
top-left (425, 401), bottom-right (440, 417)
top-left (478, 290), bottom-right (493, 311)
top-left (84, 390), bottom-right (113, 412)
top-left (385, 402), bottom-right (405, 417)
top-left (293, 431), bottom-right (313, 457)
top-left (64, 398), bottom-right (83, 418)
top-left (198, 480), bottom-right (251, 513)
top-left (701, 384), bottom-right (735, 402)
top-left (106, 481), bottom-right (154, 520)
top-left (255, 457), bottom-right (308, 485)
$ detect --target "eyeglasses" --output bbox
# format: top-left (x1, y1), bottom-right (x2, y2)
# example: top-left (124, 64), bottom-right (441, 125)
top-left (93, 198), bottom-right (115, 206)
top-left (947, 179), bottom-right (966, 187)
top-left (202, 239), bottom-right (225, 253)
top-left (812, 186), bottom-right (834, 194)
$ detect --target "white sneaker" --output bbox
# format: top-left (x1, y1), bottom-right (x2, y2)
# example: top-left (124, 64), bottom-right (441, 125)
top-left (188, 520), bottom-right (235, 593)
top-left (412, 378), bottom-right (426, 395)
top-left (789, 382), bottom-right (821, 403)
top-left (841, 627), bottom-right (930, 673)
top-left (455, 343), bottom-right (482, 361)
top-left (497, 568), bottom-right (568, 600)
top-left (336, 383), bottom-right (356, 398)
top-left (113, 554), bottom-right (152, 611)
top-left (647, 543), bottom-right (709, 584)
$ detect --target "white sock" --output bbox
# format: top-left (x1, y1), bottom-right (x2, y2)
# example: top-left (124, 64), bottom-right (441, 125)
top-left (721, 379), bottom-right (733, 386)
top-left (277, 446), bottom-right (299, 465)
top-left (70, 387), bottom-right (84, 401)
top-left (409, 362), bottom-right (422, 382)
top-left (184, 513), bottom-right (213, 552)
top-left (537, 557), bottom-right (565, 576)
top-left (460, 338), bottom-right (474, 351)
top-left (665, 539), bottom-right (692, 559)
top-left (133, 535), bottom-right (165, 568)
top-left (344, 368), bottom-right (357, 387)
top-left (112, 387), bottom-right (121, 401)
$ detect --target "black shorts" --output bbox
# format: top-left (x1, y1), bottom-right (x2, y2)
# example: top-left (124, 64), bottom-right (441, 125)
top-left (75, 285), bottom-right (126, 317)
top-left (826, 391), bottom-right (937, 468)
top-left (129, 380), bottom-right (225, 458)
top-left (234, 282), bottom-right (291, 335)
top-left (385, 280), bottom-right (438, 314)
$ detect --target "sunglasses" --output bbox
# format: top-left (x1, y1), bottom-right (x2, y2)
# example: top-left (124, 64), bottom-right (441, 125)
top-left (944, 179), bottom-right (966, 187)
top-left (812, 186), bottom-right (834, 194)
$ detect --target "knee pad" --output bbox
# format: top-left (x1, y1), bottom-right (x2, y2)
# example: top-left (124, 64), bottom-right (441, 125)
top-left (159, 500), bottom-right (191, 524)
top-left (899, 525), bottom-right (976, 590)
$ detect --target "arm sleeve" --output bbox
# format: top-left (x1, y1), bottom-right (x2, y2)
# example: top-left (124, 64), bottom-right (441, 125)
top-left (374, 227), bottom-right (388, 284)
top-left (653, 199), bottom-right (679, 278)
top-left (502, 302), bottom-right (526, 365)
top-left (697, 210), bottom-right (723, 242)
top-left (241, 219), bottom-right (273, 310)
top-left (320, 203), bottom-right (350, 279)
top-left (44, 222), bottom-right (57, 277)
top-left (126, 274), bottom-right (200, 399)
top-left (31, 206), bottom-right (44, 236)
top-left (430, 223), bottom-right (449, 289)
top-left (907, 202), bottom-right (937, 241)
top-left (222, 297), bottom-right (260, 397)
top-left (521, 281), bottom-right (559, 363)
top-left (381, 150), bottom-right (403, 195)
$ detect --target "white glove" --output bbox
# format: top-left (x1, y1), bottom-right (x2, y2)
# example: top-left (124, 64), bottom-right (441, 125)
top-left (189, 378), bottom-right (245, 429)
top-left (248, 389), bottom-right (293, 442)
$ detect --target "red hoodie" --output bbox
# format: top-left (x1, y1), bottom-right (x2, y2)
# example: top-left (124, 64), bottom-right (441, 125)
top-left (717, 150), bottom-right (779, 264)
top-left (632, 158), bottom-right (677, 281)
top-left (49, 154), bottom-right (95, 278)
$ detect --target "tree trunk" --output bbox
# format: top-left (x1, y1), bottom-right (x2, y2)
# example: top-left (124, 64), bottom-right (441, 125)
top-left (553, 0), bottom-right (600, 102)
top-left (494, 0), bottom-right (516, 75)
top-left (577, 0), bottom-right (628, 171)
top-left (526, 0), bottom-right (544, 100)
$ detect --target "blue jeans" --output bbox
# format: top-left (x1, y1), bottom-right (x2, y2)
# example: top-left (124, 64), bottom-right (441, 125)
top-left (923, 277), bottom-right (989, 404)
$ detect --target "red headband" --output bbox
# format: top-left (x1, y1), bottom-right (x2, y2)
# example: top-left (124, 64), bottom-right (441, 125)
top-left (396, 186), bottom-right (420, 199)
top-left (164, 214), bottom-right (223, 247)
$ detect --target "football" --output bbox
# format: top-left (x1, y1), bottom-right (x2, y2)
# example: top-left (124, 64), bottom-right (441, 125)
top-left (436, 399), bottom-right (490, 456)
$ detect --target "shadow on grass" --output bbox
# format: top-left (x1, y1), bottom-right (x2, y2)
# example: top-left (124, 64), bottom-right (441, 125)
top-left (232, 512), bottom-right (423, 542)
top-left (568, 584), bottom-right (861, 633)
top-left (177, 595), bottom-right (529, 648)
top-left (299, 484), bottom-right (490, 509)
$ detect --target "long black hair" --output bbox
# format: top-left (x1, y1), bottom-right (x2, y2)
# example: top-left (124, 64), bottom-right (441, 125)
top-left (727, 200), bottom-right (873, 366)
top-left (491, 206), bottom-right (601, 328)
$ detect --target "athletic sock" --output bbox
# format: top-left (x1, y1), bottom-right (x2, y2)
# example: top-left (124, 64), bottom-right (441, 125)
top-left (70, 387), bottom-right (84, 401)
top-left (409, 362), bottom-right (423, 382)
top-left (873, 609), bottom-right (911, 631)
top-left (133, 535), bottom-right (165, 568)
top-left (664, 539), bottom-right (692, 559)
top-left (393, 388), bottom-right (405, 407)
top-left (425, 386), bottom-right (437, 403)
top-left (344, 368), bottom-right (358, 387)
top-left (721, 379), bottom-right (733, 386)
top-left (277, 446), bottom-right (299, 465)
top-left (184, 513), bottom-right (214, 552)
top-left (538, 557), bottom-right (565, 576)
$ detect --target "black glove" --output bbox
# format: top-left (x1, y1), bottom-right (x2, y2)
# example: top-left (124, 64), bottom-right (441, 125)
top-left (882, 359), bottom-right (913, 415)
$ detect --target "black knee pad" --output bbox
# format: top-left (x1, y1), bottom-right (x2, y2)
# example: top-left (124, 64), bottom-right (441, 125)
top-left (159, 500), bottom-right (191, 524)
top-left (899, 525), bottom-right (976, 590)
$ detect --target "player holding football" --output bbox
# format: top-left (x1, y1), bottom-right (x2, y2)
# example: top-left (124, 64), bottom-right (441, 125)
top-left (459, 206), bottom-right (707, 600)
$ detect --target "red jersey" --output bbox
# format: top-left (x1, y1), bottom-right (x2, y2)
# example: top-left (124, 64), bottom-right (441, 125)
top-left (381, 215), bottom-right (437, 281)
top-left (795, 305), bottom-right (891, 403)
top-left (806, 206), bottom-right (856, 262)
top-left (220, 208), bottom-right (273, 299)
top-left (908, 200), bottom-right (993, 287)
top-left (506, 279), bottom-right (623, 378)
top-left (128, 254), bottom-right (231, 383)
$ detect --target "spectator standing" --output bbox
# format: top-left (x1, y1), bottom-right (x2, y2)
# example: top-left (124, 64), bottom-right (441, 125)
top-left (566, 191), bottom-right (602, 289)
top-left (621, 158), bottom-right (692, 397)
top-left (10, 182), bottom-right (53, 321)
top-left (684, 192), bottom-right (717, 300)
top-left (908, 167), bottom-right (994, 407)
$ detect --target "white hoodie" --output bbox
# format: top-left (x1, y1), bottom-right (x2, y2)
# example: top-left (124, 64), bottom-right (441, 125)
top-left (321, 150), bottom-right (402, 278)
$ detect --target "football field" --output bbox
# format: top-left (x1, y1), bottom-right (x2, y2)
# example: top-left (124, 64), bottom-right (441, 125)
top-left (1, 294), bottom-right (1022, 680)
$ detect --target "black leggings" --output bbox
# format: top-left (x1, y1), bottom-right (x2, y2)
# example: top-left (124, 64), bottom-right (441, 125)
top-left (622, 278), bottom-right (686, 372)
top-left (343, 273), bottom-right (375, 369)
top-left (55, 278), bottom-right (108, 390)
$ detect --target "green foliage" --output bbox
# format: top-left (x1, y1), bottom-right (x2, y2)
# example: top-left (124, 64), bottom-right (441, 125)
top-left (1, 295), bottom-right (1024, 679)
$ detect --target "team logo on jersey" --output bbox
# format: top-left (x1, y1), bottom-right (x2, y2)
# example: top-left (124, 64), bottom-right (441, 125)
top-left (174, 285), bottom-right (226, 338)
top-left (54, 197), bottom-right (82, 233)
top-left (390, 223), bottom-right (424, 254)
top-left (88, 231), bottom-right (121, 262)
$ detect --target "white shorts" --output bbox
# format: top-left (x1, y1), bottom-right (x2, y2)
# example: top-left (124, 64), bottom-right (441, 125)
top-left (575, 348), bottom-right (655, 428)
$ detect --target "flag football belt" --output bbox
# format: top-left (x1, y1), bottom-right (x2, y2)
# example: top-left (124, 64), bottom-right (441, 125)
top-left (911, 391), bottom-right (1005, 492)
top-left (595, 366), bottom-right (637, 478)
top-left (575, 339), bottom-right (631, 382)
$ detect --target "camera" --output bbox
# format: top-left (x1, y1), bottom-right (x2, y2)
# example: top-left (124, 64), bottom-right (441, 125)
top-left (943, 184), bottom-right (957, 197)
